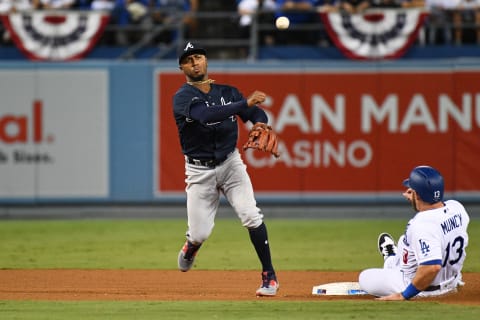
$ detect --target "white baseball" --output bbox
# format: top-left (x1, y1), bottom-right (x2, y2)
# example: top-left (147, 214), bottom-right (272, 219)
top-left (275, 16), bottom-right (290, 30)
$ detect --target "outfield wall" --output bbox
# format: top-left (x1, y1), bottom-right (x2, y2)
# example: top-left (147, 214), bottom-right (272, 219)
top-left (1, 59), bottom-right (480, 205)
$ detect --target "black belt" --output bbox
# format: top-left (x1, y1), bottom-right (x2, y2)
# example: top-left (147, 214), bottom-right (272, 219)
top-left (424, 285), bottom-right (440, 292)
top-left (186, 156), bottom-right (227, 168)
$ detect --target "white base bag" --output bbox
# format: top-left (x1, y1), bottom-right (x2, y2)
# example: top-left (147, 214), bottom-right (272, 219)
top-left (312, 282), bottom-right (367, 296)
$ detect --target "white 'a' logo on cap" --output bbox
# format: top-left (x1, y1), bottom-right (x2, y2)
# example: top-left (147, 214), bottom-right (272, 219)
top-left (184, 42), bottom-right (194, 51)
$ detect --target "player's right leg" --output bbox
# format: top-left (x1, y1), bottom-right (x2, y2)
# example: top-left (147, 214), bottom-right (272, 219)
top-left (358, 268), bottom-right (405, 297)
top-left (177, 164), bottom-right (219, 272)
top-left (178, 240), bottom-right (202, 272)
top-left (359, 232), bottom-right (403, 296)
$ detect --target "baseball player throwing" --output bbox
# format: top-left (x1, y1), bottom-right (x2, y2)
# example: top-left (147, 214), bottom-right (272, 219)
top-left (359, 165), bottom-right (470, 300)
top-left (173, 42), bottom-right (279, 296)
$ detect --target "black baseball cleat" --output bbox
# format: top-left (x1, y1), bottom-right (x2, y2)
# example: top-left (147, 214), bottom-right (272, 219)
top-left (177, 241), bottom-right (201, 272)
top-left (377, 233), bottom-right (397, 260)
top-left (256, 271), bottom-right (279, 297)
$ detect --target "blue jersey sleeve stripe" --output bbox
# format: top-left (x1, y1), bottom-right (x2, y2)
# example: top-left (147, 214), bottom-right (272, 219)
top-left (420, 259), bottom-right (442, 266)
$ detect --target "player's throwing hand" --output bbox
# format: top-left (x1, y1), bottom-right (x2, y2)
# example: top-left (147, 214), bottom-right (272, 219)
top-left (247, 90), bottom-right (267, 107)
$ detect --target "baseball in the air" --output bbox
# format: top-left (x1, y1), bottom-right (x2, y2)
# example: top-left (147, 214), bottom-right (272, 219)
top-left (275, 16), bottom-right (290, 30)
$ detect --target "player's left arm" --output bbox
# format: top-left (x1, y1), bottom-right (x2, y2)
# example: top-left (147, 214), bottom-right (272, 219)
top-left (378, 224), bottom-right (442, 301)
top-left (376, 263), bottom-right (441, 301)
top-left (411, 263), bottom-right (442, 291)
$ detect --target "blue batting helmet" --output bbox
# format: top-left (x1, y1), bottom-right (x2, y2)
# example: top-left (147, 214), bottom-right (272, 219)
top-left (402, 166), bottom-right (444, 204)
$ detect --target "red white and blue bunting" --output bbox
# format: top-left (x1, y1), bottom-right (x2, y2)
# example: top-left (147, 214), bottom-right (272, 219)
top-left (1, 11), bottom-right (109, 61)
top-left (320, 9), bottom-right (428, 60)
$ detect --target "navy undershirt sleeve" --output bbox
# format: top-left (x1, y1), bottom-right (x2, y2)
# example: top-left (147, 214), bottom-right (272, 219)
top-left (190, 99), bottom-right (248, 123)
top-left (239, 106), bottom-right (268, 124)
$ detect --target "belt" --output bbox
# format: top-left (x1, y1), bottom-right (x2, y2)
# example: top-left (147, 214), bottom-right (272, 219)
top-left (186, 155), bottom-right (228, 168)
top-left (424, 274), bottom-right (459, 292)
top-left (424, 285), bottom-right (440, 292)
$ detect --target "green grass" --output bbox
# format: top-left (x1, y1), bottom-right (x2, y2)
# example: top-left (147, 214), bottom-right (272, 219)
top-left (0, 300), bottom-right (478, 320)
top-left (0, 218), bottom-right (478, 319)
top-left (0, 219), bottom-right (477, 271)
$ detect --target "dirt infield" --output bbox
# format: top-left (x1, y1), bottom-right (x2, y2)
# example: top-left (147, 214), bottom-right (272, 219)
top-left (0, 270), bottom-right (478, 304)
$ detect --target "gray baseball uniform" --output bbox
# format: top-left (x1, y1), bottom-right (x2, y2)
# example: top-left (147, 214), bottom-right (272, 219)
top-left (174, 42), bottom-right (278, 297)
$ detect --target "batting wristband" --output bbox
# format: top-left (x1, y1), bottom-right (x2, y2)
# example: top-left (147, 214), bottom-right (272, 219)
top-left (401, 283), bottom-right (421, 300)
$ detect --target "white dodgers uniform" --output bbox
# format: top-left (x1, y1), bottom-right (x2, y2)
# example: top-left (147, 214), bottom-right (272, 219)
top-left (359, 200), bottom-right (470, 297)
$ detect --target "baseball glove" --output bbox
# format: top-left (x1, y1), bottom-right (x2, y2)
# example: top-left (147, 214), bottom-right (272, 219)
top-left (242, 123), bottom-right (280, 158)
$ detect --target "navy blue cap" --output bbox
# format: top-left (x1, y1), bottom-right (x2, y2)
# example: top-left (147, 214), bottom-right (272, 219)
top-left (178, 42), bottom-right (207, 64)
